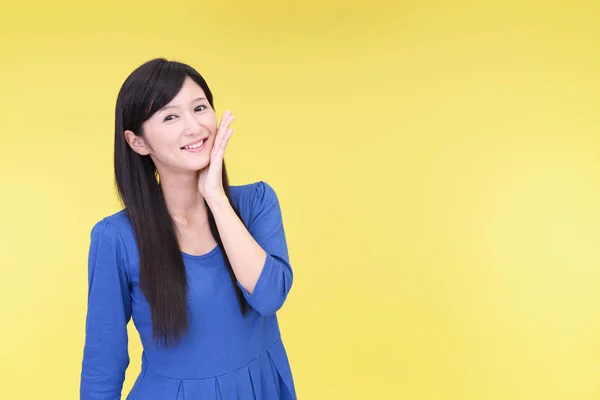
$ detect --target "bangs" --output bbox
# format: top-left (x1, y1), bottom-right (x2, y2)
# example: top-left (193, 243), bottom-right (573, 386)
top-left (140, 62), bottom-right (189, 119)
top-left (118, 58), bottom-right (214, 132)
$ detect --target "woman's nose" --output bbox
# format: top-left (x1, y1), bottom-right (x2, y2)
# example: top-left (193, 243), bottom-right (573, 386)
top-left (183, 113), bottom-right (202, 134)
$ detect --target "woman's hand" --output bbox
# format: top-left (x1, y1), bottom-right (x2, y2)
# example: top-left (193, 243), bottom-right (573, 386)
top-left (198, 110), bottom-right (235, 202)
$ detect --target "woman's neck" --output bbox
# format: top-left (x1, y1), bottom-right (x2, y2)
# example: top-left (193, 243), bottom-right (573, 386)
top-left (159, 170), bottom-right (208, 221)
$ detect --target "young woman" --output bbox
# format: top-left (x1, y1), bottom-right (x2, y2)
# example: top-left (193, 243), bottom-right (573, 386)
top-left (80, 58), bottom-right (296, 399)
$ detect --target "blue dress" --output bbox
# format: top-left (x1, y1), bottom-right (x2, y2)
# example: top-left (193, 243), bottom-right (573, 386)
top-left (80, 181), bottom-right (296, 400)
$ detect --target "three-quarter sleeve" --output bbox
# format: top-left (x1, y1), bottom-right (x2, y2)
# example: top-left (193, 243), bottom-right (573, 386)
top-left (80, 219), bottom-right (132, 400)
top-left (238, 181), bottom-right (294, 315)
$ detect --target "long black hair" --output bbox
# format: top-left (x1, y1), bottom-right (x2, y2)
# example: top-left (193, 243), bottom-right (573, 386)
top-left (114, 58), bottom-right (249, 347)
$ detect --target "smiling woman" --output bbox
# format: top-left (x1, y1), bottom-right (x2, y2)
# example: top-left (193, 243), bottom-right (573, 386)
top-left (123, 80), bottom-right (221, 174)
top-left (79, 58), bottom-right (296, 400)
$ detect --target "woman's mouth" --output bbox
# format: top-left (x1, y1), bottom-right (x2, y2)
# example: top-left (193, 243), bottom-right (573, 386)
top-left (181, 138), bottom-right (207, 152)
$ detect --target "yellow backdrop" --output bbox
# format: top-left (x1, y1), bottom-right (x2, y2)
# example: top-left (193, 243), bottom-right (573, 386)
top-left (1, 0), bottom-right (599, 399)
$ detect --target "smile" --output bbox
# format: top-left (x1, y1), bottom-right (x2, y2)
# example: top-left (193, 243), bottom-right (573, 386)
top-left (181, 137), bottom-right (207, 152)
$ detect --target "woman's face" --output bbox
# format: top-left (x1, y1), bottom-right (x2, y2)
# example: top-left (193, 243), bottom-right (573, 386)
top-left (125, 76), bottom-right (218, 174)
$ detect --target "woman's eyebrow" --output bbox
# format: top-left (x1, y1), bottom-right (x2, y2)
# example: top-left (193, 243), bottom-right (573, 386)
top-left (161, 97), bottom-right (208, 111)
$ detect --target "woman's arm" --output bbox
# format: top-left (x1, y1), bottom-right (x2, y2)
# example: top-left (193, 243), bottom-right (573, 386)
top-left (207, 181), bottom-right (293, 315)
top-left (80, 219), bottom-right (131, 400)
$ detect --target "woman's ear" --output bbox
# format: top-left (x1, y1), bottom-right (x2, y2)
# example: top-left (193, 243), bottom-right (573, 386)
top-left (124, 130), bottom-right (150, 156)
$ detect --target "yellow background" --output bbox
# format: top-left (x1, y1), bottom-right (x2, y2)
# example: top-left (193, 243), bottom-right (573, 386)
top-left (1, 0), bottom-right (599, 399)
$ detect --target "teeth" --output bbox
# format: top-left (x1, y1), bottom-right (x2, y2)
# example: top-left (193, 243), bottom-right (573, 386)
top-left (184, 139), bottom-right (205, 149)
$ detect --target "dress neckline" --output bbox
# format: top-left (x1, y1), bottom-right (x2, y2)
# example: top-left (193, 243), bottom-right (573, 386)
top-left (181, 244), bottom-right (221, 260)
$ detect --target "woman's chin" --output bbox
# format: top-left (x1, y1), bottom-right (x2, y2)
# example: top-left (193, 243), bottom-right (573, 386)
top-left (155, 156), bottom-right (210, 175)
top-left (186, 159), bottom-right (210, 172)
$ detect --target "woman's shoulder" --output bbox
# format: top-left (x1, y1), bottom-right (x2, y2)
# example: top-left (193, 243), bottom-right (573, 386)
top-left (89, 181), bottom-right (281, 236)
top-left (89, 209), bottom-right (136, 247)
top-left (230, 180), bottom-right (278, 199)
top-left (230, 180), bottom-right (279, 210)
top-left (229, 180), bottom-right (283, 228)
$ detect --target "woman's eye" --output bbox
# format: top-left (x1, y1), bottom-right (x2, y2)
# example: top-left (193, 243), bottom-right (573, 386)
top-left (195, 105), bottom-right (206, 112)
top-left (164, 115), bottom-right (177, 122)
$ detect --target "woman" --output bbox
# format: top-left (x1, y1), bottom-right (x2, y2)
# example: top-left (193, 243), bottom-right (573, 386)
top-left (80, 58), bottom-right (296, 399)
